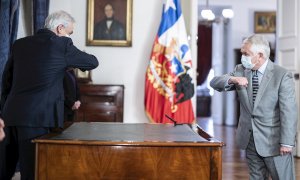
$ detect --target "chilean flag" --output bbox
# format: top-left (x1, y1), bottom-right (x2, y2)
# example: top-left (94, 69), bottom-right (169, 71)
top-left (145, 0), bottom-right (195, 124)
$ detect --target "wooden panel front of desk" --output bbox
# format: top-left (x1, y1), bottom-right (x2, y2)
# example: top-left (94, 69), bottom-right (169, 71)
top-left (34, 123), bottom-right (223, 180)
top-left (76, 84), bottom-right (124, 122)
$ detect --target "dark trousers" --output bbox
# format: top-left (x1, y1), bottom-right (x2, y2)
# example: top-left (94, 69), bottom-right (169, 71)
top-left (0, 126), bottom-right (49, 180)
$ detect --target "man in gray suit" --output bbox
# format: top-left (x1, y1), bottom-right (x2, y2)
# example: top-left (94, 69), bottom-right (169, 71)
top-left (210, 34), bottom-right (297, 179)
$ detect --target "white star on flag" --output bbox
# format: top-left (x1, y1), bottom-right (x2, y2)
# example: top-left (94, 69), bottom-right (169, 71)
top-left (171, 63), bottom-right (178, 73)
top-left (164, 0), bottom-right (176, 12)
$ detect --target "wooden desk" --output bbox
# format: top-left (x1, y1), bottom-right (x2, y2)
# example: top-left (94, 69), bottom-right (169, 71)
top-left (34, 122), bottom-right (224, 180)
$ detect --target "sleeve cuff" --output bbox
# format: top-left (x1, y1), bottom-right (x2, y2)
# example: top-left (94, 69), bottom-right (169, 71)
top-left (224, 78), bottom-right (234, 91)
top-left (280, 144), bottom-right (294, 148)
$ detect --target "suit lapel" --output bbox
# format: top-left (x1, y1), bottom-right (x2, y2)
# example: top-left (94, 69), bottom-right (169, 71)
top-left (253, 62), bottom-right (274, 109)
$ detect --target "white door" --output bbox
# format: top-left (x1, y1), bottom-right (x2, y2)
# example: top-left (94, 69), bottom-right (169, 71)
top-left (276, 0), bottom-right (300, 156)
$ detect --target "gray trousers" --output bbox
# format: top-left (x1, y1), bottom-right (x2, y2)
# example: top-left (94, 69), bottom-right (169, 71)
top-left (246, 134), bottom-right (295, 180)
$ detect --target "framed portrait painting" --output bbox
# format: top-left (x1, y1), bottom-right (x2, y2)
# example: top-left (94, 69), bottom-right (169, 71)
top-left (87, 0), bottom-right (132, 46)
top-left (254, 11), bottom-right (276, 33)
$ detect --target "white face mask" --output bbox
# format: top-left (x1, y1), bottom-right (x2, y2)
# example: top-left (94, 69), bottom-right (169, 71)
top-left (241, 55), bottom-right (255, 69)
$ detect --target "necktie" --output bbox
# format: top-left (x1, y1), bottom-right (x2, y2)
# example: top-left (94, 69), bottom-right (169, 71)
top-left (252, 70), bottom-right (259, 104)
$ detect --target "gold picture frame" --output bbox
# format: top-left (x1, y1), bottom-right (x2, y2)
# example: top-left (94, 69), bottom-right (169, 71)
top-left (87, 0), bottom-right (132, 46)
top-left (254, 11), bottom-right (276, 33)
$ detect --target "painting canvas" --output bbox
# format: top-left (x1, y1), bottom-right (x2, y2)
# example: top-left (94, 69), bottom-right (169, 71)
top-left (87, 0), bottom-right (132, 46)
top-left (254, 11), bottom-right (276, 33)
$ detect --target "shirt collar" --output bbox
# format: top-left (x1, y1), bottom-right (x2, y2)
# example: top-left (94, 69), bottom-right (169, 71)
top-left (257, 59), bottom-right (269, 75)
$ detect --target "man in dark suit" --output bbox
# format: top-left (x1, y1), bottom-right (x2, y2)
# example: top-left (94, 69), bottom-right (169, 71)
top-left (0, 10), bottom-right (99, 180)
top-left (63, 68), bottom-right (81, 123)
top-left (94, 3), bottom-right (126, 40)
top-left (210, 34), bottom-right (297, 179)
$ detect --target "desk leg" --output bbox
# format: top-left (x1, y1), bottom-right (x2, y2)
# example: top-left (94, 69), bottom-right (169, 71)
top-left (211, 147), bottom-right (222, 180)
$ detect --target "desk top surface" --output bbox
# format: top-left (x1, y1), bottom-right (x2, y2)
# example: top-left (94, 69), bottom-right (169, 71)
top-left (48, 122), bottom-right (209, 143)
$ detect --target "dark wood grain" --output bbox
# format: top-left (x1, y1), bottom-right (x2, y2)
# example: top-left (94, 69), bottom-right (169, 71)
top-left (76, 84), bottom-right (124, 122)
top-left (36, 145), bottom-right (219, 179)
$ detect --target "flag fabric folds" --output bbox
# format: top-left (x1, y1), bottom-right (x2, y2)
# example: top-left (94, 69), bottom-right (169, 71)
top-left (145, 0), bottom-right (195, 124)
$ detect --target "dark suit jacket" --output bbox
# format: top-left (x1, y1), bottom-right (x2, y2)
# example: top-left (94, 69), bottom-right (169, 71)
top-left (94, 19), bottom-right (125, 40)
top-left (1, 29), bottom-right (99, 128)
top-left (63, 69), bottom-right (80, 121)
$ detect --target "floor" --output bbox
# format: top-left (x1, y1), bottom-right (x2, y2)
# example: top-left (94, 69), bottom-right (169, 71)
top-left (197, 117), bottom-right (300, 180)
top-left (12, 117), bottom-right (300, 179)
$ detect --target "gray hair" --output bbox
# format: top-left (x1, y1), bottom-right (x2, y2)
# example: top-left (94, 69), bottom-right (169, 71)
top-left (243, 34), bottom-right (270, 60)
top-left (44, 10), bottom-right (75, 30)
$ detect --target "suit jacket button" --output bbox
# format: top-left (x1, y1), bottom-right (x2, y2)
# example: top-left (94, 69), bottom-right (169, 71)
top-left (249, 129), bottom-right (252, 132)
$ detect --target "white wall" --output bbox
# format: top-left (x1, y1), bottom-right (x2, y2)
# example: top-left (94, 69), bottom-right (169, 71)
top-left (17, 0), bottom-right (198, 123)
top-left (198, 0), bottom-right (277, 48)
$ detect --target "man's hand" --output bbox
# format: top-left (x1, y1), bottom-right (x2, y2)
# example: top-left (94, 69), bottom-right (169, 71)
top-left (280, 146), bottom-right (293, 156)
top-left (0, 119), bottom-right (5, 141)
top-left (72, 100), bottom-right (81, 110)
top-left (228, 77), bottom-right (248, 87)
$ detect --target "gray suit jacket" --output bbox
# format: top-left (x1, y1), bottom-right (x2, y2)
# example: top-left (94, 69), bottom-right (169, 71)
top-left (210, 61), bottom-right (298, 157)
